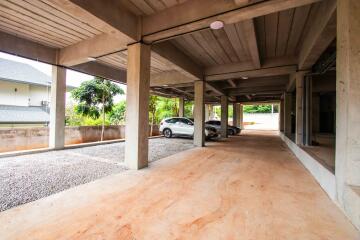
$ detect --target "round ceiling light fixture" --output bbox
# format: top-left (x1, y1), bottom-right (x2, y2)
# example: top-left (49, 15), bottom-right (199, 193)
top-left (241, 76), bottom-right (249, 80)
top-left (87, 57), bottom-right (97, 62)
top-left (210, 20), bottom-right (224, 30)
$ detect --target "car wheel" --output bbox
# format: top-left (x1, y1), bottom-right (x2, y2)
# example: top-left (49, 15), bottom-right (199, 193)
top-left (163, 128), bottom-right (172, 138)
top-left (228, 129), bottom-right (235, 135)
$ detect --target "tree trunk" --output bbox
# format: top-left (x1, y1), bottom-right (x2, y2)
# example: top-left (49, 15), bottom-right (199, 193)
top-left (150, 112), bottom-right (154, 136)
top-left (101, 95), bottom-right (105, 141)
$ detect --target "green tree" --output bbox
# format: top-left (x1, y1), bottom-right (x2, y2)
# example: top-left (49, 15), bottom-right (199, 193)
top-left (108, 100), bottom-right (126, 125)
top-left (149, 95), bottom-right (159, 136)
top-left (184, 101), bottom-right (193, 118)
top-left (156, 97), bottom-right (178, 121)
top-left (71, 77), bottom-right (124, 141)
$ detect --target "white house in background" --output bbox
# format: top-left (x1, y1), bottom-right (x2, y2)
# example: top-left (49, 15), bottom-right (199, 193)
top-left (0, 58), bottom-right (74, 127)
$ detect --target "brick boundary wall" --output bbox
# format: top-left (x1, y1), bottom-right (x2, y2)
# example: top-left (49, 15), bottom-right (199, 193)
top-left (0, 125), bottom-right (159, 153)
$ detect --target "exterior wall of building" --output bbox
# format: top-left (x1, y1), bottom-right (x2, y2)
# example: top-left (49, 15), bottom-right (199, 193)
top-left (29, 85), bottom-right (50, 106)
top-left (0, 80), bottom-right (30, 106)
top-left (0, 125), bottom-right (160, 153)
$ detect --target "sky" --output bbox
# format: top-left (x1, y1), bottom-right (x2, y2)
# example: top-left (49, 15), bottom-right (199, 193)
top-left (0, 52), bottom-right (126, 102)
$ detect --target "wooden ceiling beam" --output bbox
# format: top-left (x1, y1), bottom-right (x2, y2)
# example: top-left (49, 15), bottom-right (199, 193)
top-left (206, 83), bottom-right (226, 96)
top-left (0, 31), bottom-right (57, 65)
top-left (205, 56), bottom-right (297, 76)
top-left (71, 61), bottom-right (126, 83)
top-left (152, 42), bottom-right (203, 79)
top-left (142, 0), bottom-right (323, 43)
top-left (150, 70), bottom-right (195, 87)
top-left (241, 19), bottom-right (261, 68)
top-left (228, 85), bottom-right (286, 96)
top-left (206, 65), bottom-right (297, 81)
top-left (54, 0), bottom-right (203, 80)
top-left (298, 0), bottom-right (336, 70)
top-left (58, 34), bottom-right (127, 66)
top-left (227, 79), bottom-right (237, 88)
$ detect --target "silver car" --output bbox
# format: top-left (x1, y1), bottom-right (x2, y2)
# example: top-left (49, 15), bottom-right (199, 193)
top-left (159, 117), bottom-right (218, 139)
top-left (205, 120), bottom-right (241, 135)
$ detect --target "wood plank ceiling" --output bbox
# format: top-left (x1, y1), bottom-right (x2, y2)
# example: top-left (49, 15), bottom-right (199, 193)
top-left (120, 0), bottom-right (188, 16)
top-left (0, 0), bottom-right (103, 48)
top-left (171, 2), bottom-right (321, 68)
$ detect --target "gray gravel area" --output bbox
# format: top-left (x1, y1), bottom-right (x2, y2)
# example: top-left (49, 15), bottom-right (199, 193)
top-left (0, 137), bottom-right (194, 212)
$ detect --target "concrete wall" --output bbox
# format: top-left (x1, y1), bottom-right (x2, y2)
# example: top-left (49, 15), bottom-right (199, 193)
top-left (0, 125), bottom-right (159, 153)
top-left (280, 132), bottom-right (336, 200)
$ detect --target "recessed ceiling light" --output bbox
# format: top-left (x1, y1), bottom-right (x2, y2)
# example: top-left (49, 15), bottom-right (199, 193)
top-left (210, 20), bottom-right (224, 30)
top-left (163, 84), bottom-right (168, 87)
top-left (87, 57), bottom-right (96, 62)
top-left (241, 76), bottom-right (249, 80)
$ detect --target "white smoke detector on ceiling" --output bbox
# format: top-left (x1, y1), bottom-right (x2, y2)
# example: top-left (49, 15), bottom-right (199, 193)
top-left (210, 20), bottom-right (224, 30)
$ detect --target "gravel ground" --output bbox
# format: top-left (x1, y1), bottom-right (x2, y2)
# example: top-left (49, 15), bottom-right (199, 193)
top-left (0, 137), bottom-right (194, 212)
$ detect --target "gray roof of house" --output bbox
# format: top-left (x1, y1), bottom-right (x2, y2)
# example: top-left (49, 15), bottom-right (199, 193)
top-left (0, 58), bottom-right (76, 89)
top-left (0, 105), bottom-right (49, 123)
top-left (0, 58), bottom-right (51, 86)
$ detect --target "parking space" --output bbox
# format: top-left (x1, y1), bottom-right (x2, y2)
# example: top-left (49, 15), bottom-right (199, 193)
top-left (0, 137), bottom-right (194, 211)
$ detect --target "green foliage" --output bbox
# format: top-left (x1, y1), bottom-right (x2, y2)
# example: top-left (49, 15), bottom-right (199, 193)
top-left (108, 100), bottom-right (126, 125)
top-left (65, 104), bottom-right (111, 126)
top-left (149, 95), bottom-right (159, 124)
top-left (71, 77), bottom-right (124, 119)
top-left (155, 97), bottom-right (178, 121)
top-left (243, 104), bottom-right (279, 113)
top-left (184, 101), bottom-right (193, 118)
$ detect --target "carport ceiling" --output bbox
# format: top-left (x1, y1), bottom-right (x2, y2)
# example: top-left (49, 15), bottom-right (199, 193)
top-left (0, 0), bottom-right (336, 102)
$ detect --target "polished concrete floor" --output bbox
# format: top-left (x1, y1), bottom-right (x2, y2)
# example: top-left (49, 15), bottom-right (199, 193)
top-left (0, 130), bottom-right (358, 239)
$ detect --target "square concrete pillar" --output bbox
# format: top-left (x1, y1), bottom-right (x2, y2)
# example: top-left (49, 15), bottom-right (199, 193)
top-left (49, 66), bottom-right (66, 149)
top-left (232, 103), bottom-right (238, 127)
top-left (178, 97), bottom-right (184, 117)
top-left (205, 104), bottom-right (210, 121)
top-left (220, 95), bottom-right (228, 138)
top-left (336, 0), bottom-right (360, 230)
top-left (193, 80), bottom-right (205, 147)
top-left (239, 104), bottom-right (244, 129)
top-left (295, 72), bottom-right (305, 145)
top-left (304, 76), bottom-right (312, 146)
top-left (284, 93), bottom-right (292, 138)
top-left (125, 43), bottom-right (151, 170)
top-left (279, 99), bottom-right (284, 132)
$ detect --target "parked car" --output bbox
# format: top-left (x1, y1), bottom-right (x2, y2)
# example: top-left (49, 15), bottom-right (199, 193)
top-left (205, 120), bottom-right (241, 136)
top-left (159, 117), bottom-right (218, 139)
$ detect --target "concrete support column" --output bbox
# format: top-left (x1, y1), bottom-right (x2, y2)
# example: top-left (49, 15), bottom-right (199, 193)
top-left (125, 43), bottom-right (151, 170)
top-left (220, 95), bottom-right (228, 138)
top-left (178, 97), bottom-right (184, 117)
top-left (336, 0), bottom-right (360, 230)
top-left (194, 80), bottom-right (205, 147)
top-left (49, 66), bottom-right (66, 149)
top-left (279, 99), bottom-right (284, 132)
top-left (205, 104), bottom-right (210, 121)
top-left (232, 103), bottom-right (239, 127)
top-left (295, 72), bottom-right (305, 145)
top-left (304, 76), bottom-right (312, 146)
top-left (284, 93), bottom-right (292, 138)
top-left (239, 104), bottom-right (244, 129)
